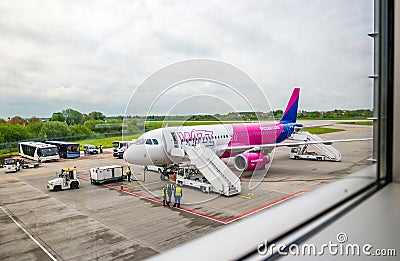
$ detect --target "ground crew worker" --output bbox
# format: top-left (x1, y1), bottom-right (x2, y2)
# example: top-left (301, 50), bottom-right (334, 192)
top-left (126, 166), bottom-right (132, 182)
top-left (62, 169), bottom-right (68, 187)
top-left (173, 183), bottom-right (183, 208)
top-left (162, 184), bottom-right (168, 206)
top-left (167, 182), bottom-right (173, 206)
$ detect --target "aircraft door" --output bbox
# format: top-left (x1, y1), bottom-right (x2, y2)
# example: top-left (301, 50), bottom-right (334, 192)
top-left (162, 129), bottom-right (184, 159)
top-left (162, 130), bottom-right (175, 154)
top-left (171, 132), bottom-right (179, 148)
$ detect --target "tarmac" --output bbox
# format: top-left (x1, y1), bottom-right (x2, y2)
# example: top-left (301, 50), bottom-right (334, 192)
top-left (0, 122), bottom-right (373, 260)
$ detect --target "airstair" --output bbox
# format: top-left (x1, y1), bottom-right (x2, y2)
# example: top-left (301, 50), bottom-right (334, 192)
top-left (291, 131), bottom-right (342, 161)
top-left (182, 144), bottom-right (241, 196)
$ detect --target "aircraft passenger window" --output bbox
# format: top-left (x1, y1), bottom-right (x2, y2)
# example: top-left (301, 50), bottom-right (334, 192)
top-left (145, 139), bottom-right (153, 145)
top-left (152, 139), bottom-right (159, 145)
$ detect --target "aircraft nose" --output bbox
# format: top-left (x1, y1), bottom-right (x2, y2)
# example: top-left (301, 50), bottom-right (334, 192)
top-left (123, 145), bottom-right (137, 164)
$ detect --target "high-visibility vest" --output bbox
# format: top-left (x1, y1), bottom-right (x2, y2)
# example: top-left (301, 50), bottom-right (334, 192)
top-left (162, 187), bottom-right (166, 197)
top-left (126, 168), bottom-right (131, 174)
top-left (175, 186), bottom-right (182, 196)
top-left (167, 184), bottom-right (173, 192)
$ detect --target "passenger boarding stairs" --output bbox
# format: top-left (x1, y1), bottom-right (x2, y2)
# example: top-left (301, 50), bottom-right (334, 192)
top-left (291, 132), bottom-right (342, 161)
top-left (182, 144), bottom-right (241, 196)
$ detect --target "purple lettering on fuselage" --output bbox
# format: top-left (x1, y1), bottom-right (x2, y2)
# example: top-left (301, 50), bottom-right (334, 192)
top-left (177, 129), bottom-right (214, 146)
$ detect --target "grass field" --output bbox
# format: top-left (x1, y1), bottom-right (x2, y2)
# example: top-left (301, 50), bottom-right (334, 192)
top-left (146, 121), bottom-right (344, 135)
top-left (71, 133), bottom-right (143, 149)
top-left (300, 127), bottom-right (344, 134)
top-left (0, 151), bottom-right (19, 160)
top-left (337, 121), bottom-right (373, 126)
top-left (0, 134), bottom-right (144, 159)
top-left (145, 121), bottom-right (248, 130)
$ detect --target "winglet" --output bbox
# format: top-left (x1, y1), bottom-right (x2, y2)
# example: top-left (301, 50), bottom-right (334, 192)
top-left (280, 87), bottom-right (300, 123)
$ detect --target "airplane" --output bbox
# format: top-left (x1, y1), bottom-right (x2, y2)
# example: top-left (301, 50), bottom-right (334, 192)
top-left (124, 88), bottom-right (372, 179)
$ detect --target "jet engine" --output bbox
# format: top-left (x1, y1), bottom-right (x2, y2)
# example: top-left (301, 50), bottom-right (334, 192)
top-left (234, 152), bottom-right (269, 171)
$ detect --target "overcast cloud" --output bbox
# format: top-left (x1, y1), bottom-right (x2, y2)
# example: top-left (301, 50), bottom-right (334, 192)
top-left (0, 0), bottom-right (373, 118)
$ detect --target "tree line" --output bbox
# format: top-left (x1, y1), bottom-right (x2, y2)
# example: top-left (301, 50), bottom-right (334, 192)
top-left (1, 108), bottom-right (372, 144)
top-left (0, 109), bottom-right (139, 143)
top-left (144, 109), bottom-right (373, 122)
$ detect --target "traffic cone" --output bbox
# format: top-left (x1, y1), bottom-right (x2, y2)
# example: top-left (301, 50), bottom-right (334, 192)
top-left (120, 184), bottom-right (124, 190)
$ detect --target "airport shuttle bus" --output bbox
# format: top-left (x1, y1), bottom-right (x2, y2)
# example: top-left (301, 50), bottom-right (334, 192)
top-left (19, 142), bottom-right (60, 162)
top-left (45, 141), bottom-right (81, 159)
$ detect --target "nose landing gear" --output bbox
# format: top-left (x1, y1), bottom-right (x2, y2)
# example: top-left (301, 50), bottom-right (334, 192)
top-left (159, 164), bottom-right (179, 181)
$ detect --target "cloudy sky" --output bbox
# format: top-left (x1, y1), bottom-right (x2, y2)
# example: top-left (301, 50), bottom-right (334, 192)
top-left (0, 0), bottom-right (373, 118)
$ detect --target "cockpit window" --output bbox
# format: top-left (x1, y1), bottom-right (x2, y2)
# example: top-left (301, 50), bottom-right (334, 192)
top-left (145, 139), bottom-right (153, 145)
top-left (135, 139), bottom-right (145, 145)
top-left (152, 139), bottom-right (159, 145)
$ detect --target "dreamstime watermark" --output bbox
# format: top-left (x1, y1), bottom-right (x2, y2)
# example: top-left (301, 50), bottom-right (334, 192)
top-left (257, 232), bottom-right (397, 257)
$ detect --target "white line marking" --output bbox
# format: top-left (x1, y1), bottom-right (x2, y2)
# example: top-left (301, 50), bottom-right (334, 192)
top-left (0, 206), bottom-right (58, 261)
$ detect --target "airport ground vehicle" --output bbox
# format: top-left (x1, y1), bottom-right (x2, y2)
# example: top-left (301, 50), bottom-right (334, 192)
top-left (84, 144), bottom-right (98, 155)
top-left (144, 165), bottom-right (164, 173)
top-left (289, 147), bottom-right (326, 161)
top-left (45, 141), bottom-right (80, 159)
top-left (112, 141), bottom-right (133, 158)
top-left (175, 165), bottom-right (213, 193)
top-left (288, 132), bottom-right (342, 161)
top-left (89, 165), bottom-right (126, 184)
top-left (47, 167), bottom-right (80, 191)
top-left (3, 158), bottom-right (20, 173)
top-left (19, 142), bottom-right (60, 162)
top-left (19, 158), bottom-right (41, 169)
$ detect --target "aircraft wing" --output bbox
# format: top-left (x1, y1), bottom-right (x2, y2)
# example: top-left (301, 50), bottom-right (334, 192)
top-left (301, 123), bottom-right (333, 128)
top-left (226, 137), bottom-right (373, 153)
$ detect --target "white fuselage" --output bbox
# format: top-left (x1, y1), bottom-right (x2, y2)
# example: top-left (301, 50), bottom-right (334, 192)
top-left (124, 124), bottom-right (233, 166)
top-left (123, 121), bottom-right (292, 167)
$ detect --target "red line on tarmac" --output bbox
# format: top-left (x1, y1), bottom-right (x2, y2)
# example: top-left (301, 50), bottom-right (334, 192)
top-left (223, 190), bottom-right (310, 224)
top-left (106, 184), bottom-right (162, 204)
top-left (78, 175), bottom-right (309, 224)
